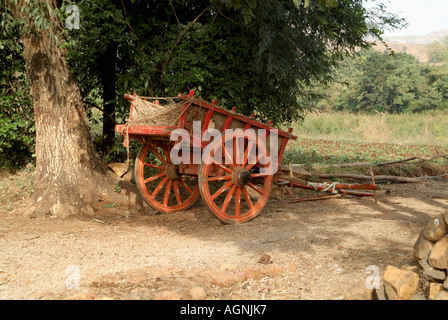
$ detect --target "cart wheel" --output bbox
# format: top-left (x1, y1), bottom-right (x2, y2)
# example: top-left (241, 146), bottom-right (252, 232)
top-left (135, 144), bottom-right (199, 213)
top-left (198, 130), bottom-right (273, 224)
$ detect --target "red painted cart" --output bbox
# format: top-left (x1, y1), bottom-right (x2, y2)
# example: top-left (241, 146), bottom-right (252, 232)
top-left (115, 91), bottom-right (297, 224)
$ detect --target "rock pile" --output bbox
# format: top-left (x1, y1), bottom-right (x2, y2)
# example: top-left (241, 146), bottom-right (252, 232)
top-left (346, 209), bottom-right (448, 300)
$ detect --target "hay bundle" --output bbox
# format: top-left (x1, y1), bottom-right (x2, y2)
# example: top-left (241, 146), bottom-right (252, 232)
top-left (128, 95), bottom-right (190, 127)
top-left (120, 94), bottom-right (195, 167)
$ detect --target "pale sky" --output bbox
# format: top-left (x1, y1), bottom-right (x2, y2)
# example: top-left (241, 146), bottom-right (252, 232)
top-left (368, 0), bottom-right (448, 36)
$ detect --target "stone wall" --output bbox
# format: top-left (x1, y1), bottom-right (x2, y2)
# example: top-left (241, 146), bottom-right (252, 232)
top-left (346, 209), bottom-right (448, 300)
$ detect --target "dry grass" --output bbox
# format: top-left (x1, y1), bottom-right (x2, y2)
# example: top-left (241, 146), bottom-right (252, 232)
top-left (291, 111), bottom-right (448, 147)
top-left (0, 168), bottom-right (34, 212)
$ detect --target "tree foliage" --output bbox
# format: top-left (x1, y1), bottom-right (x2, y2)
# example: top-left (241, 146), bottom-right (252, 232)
top-left (428, 36), bottom-right (448, 64)
top-left (0, 0), bottom-right (406, 168)
top-left (0, 13), bottom-right (34, 168)
top-left (313, 48), bottom-right (448, 113)
top-left (61, 0), bottom-right (406, 124)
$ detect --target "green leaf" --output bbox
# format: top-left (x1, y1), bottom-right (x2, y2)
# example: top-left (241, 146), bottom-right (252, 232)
top-left (31, 7), bottom-right (40, 18)
top-left (325, 0), bottom-right (337, 8)
top-left (248, 0), bottom-right (256, 9)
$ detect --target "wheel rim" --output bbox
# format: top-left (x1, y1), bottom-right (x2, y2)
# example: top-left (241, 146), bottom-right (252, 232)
top-left (199, 131), bottom-right (273, 224)
top-left (135, 144), bottom-right (199, 213)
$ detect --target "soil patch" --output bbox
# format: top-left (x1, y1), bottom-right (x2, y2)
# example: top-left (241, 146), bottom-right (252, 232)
top-left (0, 180), bottom-right (447, 300)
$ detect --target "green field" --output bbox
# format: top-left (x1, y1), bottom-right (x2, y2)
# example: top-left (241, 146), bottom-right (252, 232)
top-left (291, 111), bottom-right (448, 145)
top-left (284, 111), bottom-right (448, 165)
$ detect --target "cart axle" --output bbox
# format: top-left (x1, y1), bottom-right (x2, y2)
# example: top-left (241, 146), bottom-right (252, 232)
top-left (166, 163), bottom-right (182, 180)
top-left (232, 167), bottom-right (252, 187)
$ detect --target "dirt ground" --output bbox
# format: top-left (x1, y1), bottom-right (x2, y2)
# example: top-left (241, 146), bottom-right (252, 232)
top-left (0, 179), bottom-right (447, 300)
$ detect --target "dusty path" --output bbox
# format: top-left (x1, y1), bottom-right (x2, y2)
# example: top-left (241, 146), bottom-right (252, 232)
top-left (0, 181), bottom-right (447, 300)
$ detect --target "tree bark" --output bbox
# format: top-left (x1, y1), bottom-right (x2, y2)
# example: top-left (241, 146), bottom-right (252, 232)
top-left (12, 1), bottom-right (140, 217)
top-left (100, 42), bottom-right (118, 154)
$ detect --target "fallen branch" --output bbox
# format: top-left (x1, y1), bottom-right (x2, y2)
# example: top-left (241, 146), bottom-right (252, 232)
top-left (282, 151), bottom-right (447, 184)
top-left (416, 153), bottom-right (448, 163)
top-left (377, 154), bottom-right (447, 166)
top-left (339, 189), bottom-right (375, 197)
top-left (288, 153), bottom-right (447, 169)
top-left (376, 157), bottom-right (417, 166)
top-left (278, 179), bottom-right (378, 190)
top-left (306, 162), bottom-right (372, 168)
top-left (416, 173), bottom-right (448, 179)
top-left (313, 173), bottom-right (422, 183)
top-left (284, 194), bottom-right (341, 203)
top-left (278, 175), bottom-right (308, 185)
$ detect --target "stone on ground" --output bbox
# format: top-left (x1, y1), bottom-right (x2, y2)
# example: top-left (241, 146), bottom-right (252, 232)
top-left (428, 283), bottom-right (444, 300)
top-left (422, 267), bottom-right (446, 283)
top-left (422, 215), bottom-right (448, 243)
top-left (344, 285), bottom-right (374, 300)
top-left (435, 290), bottom-right (448, 300)
top-left (382, 265), bottom-right (419, 300)
top-left (153, 291), bottom-right (180, 300)
top-left (189, 287), bottom-right (207, 300)
top-left (414, 232), bottom-right (434, 261)
top-left (428, 235), bottom-right (448, 270)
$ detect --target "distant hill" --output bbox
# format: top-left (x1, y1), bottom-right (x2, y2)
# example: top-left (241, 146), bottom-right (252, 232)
top-left (373, 41), bottom-right (431, 63)
top-left (366, 28), bottom-right (448, 63)
top-left (382, 28), bottom-right (448, 45)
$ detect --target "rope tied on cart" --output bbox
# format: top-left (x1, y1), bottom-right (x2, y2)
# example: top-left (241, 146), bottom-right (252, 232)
top-left (277, 179), bottom-right (340, 195)
top-left (307, 181), bottom-right (339, 195)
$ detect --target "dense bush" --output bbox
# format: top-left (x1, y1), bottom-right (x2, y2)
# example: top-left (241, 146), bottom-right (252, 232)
top-left (313, 49), bottom-right (448, 114)
top-left (0, 0), bottom-right (406, 168)
top-left (0, 41), bottom-right (34, 169)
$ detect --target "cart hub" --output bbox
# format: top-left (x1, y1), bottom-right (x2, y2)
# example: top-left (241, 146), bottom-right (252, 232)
top-left (166, 164), bottom-right (182, 180)
top-left (232, 167), bottom-right (252, 187)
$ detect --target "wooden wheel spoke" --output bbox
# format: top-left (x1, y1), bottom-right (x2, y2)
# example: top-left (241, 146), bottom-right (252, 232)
top-left (216, 168), bottom-right (226, 176)
top-left (246, 160), bottom-right (257, 171)
top-left (234, 187), bottom-right (241, 217)
top-left (163, 180), bottom-right (172, 206)
top-left (144, 171), bottom-right (166, 183)
top-left (207, 175), bottom-right (232, 182)
top-left (211, 180), bottom-right (233, 201)
top-left (241, 186), bottom-right (254, 209)
top-left (223, 141), bottom-right (236, 168)
top-left (234, 137), bottom-right (243, 165)
top-left (250, 173), bottom-right (266, 179)
top-left (221, 185), bottom-right (236, 214)
top-left (245, 143), bottom-right (262, 170)
top-left (152, 176), bottom-right (168, 198)
top-left (248, 182), bottom-right (264, 195)
top-left (214, 163), bottom-right (233, 174)
top-left (144, 163), bottom-right (165, 170)
top-left (257, 150), bottom-right (270, 167)
top-left (162, 146), bottom-right (171, 163)
top-left (244, 139), bottom-right (255, 167)
top-left (173, 181), bottom-right (182, 205)
top-left (179, 178), bottom-right (193, 195)
top-left (151, 147), bottom-right (168, 165)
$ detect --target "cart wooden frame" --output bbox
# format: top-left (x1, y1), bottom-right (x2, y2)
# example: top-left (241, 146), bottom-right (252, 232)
top-left (115, 90), bottom-right (297, 224)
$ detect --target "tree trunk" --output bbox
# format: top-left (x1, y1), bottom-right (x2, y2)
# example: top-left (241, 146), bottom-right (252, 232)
top-left (13, 1), bottom-right (142, 217)
top-left (100, 42), bottom-right (118, 155)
